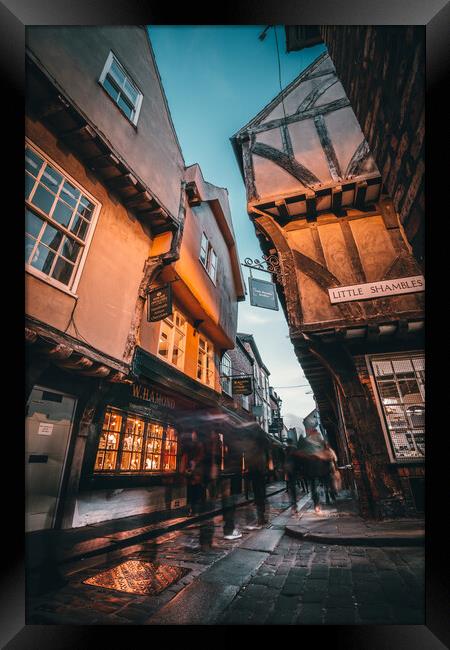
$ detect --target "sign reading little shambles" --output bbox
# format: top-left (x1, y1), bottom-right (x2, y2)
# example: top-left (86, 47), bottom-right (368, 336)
top-left (147, 284), bottom-right (172, 322)
top-left (328, 275), bottom-right (425, 304)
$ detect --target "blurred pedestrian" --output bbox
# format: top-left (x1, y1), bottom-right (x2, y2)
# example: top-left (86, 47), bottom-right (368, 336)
top-left (180, 429), bottom-right (217, 550)
top-left (221, 435), bottom-right (243, 540)
top-left (284, 439), bottom-right (299, 513)
top-left (243, 432), bottom-right (269, 530)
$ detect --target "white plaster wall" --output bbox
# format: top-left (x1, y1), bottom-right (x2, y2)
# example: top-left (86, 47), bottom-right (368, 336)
top-left (71, 485), bottom-right (187, 527)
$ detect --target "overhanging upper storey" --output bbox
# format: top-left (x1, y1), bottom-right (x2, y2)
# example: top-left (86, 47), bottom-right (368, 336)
top-left (26, 51), bottom-right (179, 236)
top-left (231, 51), bottom-right (382, 223)
top-left (184, 164), bottom-right (245, 301)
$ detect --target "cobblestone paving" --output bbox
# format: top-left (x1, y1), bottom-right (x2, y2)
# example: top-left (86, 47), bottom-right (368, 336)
top-left (27, 488), bottom-right (424, 626)
top-left (27, 491), bottom-right (291, 625)
top-left (219, 536), bottom-right (425, 625)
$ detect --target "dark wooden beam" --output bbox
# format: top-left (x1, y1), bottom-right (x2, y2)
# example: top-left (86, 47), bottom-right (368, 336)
top-left (305, 197), bottom-right (317, 221)
top-left (107, 173), bottom-right (138, 189)
top-left (124, 190), bottom-right (153, 208)
top-left (355, 181), bottom-right (368, 209)
top-left (87, 152), bottom-right (120, 170)
top-left (314, 114), bottom-right (343, 181)
top-left (275, 199), bottom-right (290, 221)
top-left (249, 97), bottom-right (351, 135)
top-left (252, 142), bottom-right (320, 188)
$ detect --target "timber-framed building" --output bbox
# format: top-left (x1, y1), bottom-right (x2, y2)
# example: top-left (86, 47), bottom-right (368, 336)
top-left (231, 51), bottom-right (425, 518)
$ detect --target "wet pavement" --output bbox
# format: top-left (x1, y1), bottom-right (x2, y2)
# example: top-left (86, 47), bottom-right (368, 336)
top-left (27, 485), bottom-right (425, 626)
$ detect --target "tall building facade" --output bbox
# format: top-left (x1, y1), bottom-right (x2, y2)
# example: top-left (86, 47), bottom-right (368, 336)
top-left (232, 52), bottom-right (424, 518)
top-left (25, 26), bottom-right (244, 531)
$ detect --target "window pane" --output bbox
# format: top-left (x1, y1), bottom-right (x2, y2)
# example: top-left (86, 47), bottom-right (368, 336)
top-left (61, 237), bottom-right (81, 262)
top-left (120, 451), bottom-right (131, 470)
top-left (377, 380), bottom-right (400, 404)
top-left (70, 215), bottom-right (89, 240)
top-left (117, 94), bottom-right (134, 119)
top-left (52, 199), bottom-right (73, 228)
top-left (103, 76), bottom-right (120, 101)
top-left (60, 181), bottom-right (80, 208)
top-left (172, 329), bottom-right (185, 367)
top-left (95, 451), bottom-right (105, 471)
top-left (30, 243), bottom-right (55, 274)
top-left (41, 165), bottom-right (62, 193)
top-left (25, 147), bottom-right (43, 177)
top-left (25, 209), bottom-right (44, 239)
top-left (398, 379), bottom-right (421, 403)
top-left (40, 223), bottom-right (63, 252)
top-left (25, 173), bottom-right (36, 200)
top-left (123, 78), bottom-right (138, 104)
top-left (109, 60), bottom-right (126, 87)
top-left (31, 185), bottom-right (55, 214)
top-left (51, 257), bottom-right (74, 285)
top-left (25, 235), bottom-right (36, 263)
top-left (372, 360), bottom-right (393, 377)
top-left (103, 452), bottom-right (117, 470)
top-left (78, 197), bottom-right (94, 221)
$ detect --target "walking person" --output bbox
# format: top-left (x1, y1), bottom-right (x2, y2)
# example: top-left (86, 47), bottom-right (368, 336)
top-left (221, 435), bottom-right (243, 541)
top-left (284, 439), bottom-right (299, 513)
top-left (180, 429), bottom-right (216, 550)
top-left (243, 432), bottom-right (269, 530)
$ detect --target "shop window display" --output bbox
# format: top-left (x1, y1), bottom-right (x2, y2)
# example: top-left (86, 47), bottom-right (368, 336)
top-left (94, 408), bottom-right (178, 473)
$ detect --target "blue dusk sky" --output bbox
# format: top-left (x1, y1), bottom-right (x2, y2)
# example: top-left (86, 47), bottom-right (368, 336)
top-left (148, 25), bottom-right (327, 426)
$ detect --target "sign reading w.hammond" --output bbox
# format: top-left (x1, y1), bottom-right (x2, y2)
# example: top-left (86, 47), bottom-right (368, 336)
top-left (328, 275), bottom-right (425, 304)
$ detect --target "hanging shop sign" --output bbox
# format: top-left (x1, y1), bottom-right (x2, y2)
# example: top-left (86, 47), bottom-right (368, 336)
top-left (252, 404), bottom-right (264, 417)
top-left (328, 275), bottom-right (425, 304)
top-left (147, 284), bottom-right (173, 321)
top-left (231, 376), bottom-right (253, 395)
top-left (249, 277), bottom-right (279, 311)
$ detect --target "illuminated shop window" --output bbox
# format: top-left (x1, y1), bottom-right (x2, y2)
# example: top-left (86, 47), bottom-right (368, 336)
top-left (197, 335), bottom-right (215, 387)
top-left (94, 408), bottom-right (178, 473)
top-left (157, 309), bottom-right (187, 370)
top-left (25, 142), bottom-right (100, 292)
top-left (99, 52), bottom-right (143, 126)
top-left (370, 353), bottom-right (425, 460)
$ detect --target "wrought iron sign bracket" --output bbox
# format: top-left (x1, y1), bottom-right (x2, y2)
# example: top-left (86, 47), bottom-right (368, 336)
top-left (241, 254), bottom-right (284, 284)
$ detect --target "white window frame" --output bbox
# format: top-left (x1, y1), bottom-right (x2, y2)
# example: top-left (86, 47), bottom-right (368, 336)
top-left (197, 335), bottom-right (215, 387)
top-left (156, 308), bottom-right (187, 371)
top-left (366, 351), bottom-right (425, 463)
top-left (99, 51), bottom-right (143, 126)
top-left (220, 353), bottom-right (232, 395)
top-left (25, 139), bottom-right (101, 296)
top-left (198, 232), bottom-right (218, 284)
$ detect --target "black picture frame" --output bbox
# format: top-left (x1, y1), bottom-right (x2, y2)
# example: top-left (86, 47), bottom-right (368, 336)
top-left (6, 0), bottom-right (446, 647)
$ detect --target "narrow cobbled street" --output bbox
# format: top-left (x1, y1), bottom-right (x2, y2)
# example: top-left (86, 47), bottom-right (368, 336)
top-left (28, 486), bottom-right (424, 626)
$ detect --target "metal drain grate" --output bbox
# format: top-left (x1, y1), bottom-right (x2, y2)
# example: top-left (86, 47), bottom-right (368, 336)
top-left (83, 560), bottom-right (190, 596)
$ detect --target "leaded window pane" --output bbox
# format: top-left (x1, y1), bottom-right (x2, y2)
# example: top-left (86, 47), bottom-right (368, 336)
top-left (371, 353), bottom-right (425, 460)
